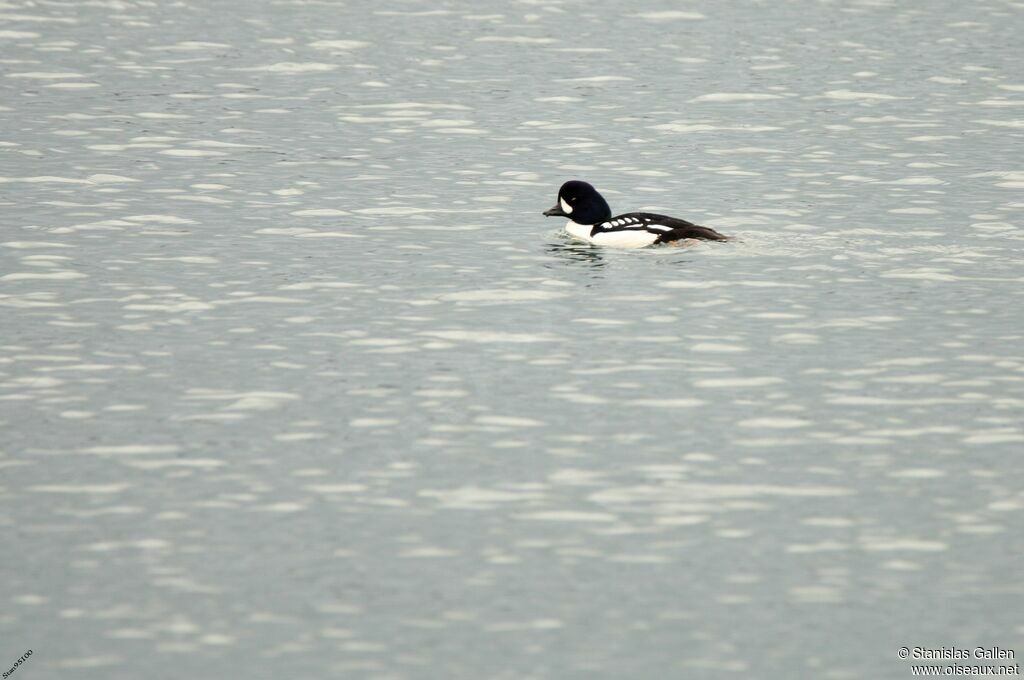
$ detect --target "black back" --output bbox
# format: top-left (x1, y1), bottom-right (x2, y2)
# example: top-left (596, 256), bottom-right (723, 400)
top-left (616, 212), bottom-right (730, 242)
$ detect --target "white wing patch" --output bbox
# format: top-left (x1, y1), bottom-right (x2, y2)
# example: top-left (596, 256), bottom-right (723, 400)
top-left (601, 217), bottom-right (674, 233)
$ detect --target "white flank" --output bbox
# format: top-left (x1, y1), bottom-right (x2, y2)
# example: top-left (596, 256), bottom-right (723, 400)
top-left (589, 230), bottom-right (659, 248)
top-left (574, 225), bottom-right (659, 248)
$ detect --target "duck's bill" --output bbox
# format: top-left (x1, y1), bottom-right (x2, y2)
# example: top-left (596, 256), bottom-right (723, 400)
top-left (543, 204), bottom-right (567, 217)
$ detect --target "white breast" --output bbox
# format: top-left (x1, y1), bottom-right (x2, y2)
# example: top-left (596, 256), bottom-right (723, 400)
top-left (565, 220), bottom-right (593, 241)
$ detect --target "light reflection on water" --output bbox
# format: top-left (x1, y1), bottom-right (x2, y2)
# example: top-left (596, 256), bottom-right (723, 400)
top-left (1, 0), bottom-right (1023, 677)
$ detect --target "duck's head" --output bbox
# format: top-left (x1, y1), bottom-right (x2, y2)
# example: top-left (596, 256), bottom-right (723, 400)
top-left (543, 180), bottom-right (612, 225)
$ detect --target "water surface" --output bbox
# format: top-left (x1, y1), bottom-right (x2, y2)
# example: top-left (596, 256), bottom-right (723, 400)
top-left (2, 0), bottom-right (1023, 678)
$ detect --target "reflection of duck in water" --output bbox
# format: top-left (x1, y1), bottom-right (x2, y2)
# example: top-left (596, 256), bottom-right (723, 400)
top-left (543, 180), bottom-right (730, 248)
top-left (544, 242), bottom-right (607, 269)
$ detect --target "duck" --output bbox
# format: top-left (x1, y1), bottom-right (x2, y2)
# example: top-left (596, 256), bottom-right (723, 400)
top-left (543, 180), bottom-right (729, 248)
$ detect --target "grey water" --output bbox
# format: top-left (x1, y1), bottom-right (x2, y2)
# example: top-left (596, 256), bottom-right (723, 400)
top-left (2, 0), bottom-right (1023, 678)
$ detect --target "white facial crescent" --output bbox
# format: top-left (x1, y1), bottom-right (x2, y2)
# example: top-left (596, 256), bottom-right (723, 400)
top-left (560, 197), bottom-right (573, 214)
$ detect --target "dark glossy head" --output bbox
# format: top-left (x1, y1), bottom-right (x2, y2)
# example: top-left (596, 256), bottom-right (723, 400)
top-left (542, 180), bottom-right (612, 225)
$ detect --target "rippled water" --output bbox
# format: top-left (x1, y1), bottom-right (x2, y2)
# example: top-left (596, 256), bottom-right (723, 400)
top-left (2, 0), bottom-right (1023, 678)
